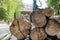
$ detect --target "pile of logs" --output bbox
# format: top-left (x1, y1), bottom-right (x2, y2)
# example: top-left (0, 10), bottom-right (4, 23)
top-left (31, 8), bottom-right (60, 40)
top-left (10, 8), bottom-right (60, 40)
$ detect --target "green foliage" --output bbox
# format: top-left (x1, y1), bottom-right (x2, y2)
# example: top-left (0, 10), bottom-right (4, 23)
top-left (0, 0), bottom-right (24, 21)
top-left (46, 0), bottom-right (60, 15)
top-left (0, 7), bottom-right (7, 20)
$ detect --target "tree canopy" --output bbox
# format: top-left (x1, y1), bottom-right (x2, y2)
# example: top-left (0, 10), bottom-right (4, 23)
top-left (0, 7), bottom-right (7, 20)
top-left (0, 0), bottom-right (24, 21)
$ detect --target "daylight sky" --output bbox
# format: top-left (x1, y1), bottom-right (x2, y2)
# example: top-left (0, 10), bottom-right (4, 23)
top-left (22, 0), bottom-right (47, 8)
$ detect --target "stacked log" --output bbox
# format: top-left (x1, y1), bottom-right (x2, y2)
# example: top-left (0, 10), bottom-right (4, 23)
top-left (42, 8), bottom-right (53, 17)
top-left (10, 18), bottom-right (31, 39)
top-left (31, 28), bottom-right (47, 40)
top-left (31, 8), bottom-right (54, 28)
top-left (31, 11), bottom-right (46, 27)
top-left (45, 19), bottom-right (60, 36)
top-left (45, 18), bottom-right (60, 40)
top-left (30, 7), bottom-right (60, 40)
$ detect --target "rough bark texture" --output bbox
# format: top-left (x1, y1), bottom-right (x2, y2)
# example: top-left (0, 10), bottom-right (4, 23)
top-left (10, 18), bottom-right (31, 39)
top-left (31, 28), bottom-right (47, 40)
top-left (32, 11), bottom-right (46, 27)
top-left (42, 8), bottom-right (53, 17)
top-left (45, 19), bottom-right (60, 36)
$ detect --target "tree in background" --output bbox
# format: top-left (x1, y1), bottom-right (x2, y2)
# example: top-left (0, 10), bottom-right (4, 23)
top-left (46, 0), bottom-right (60, 15)
top-left (0, 0), bottom-right (7, 20)
top-left (0, 0), bottom-right (24, 21)
top-left (0, 7), bottom-right (7, 20)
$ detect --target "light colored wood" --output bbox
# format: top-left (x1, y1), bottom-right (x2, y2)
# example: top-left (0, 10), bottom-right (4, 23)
top-left (42, 8), bottom-right (53, 17)
top-left (45, 19), bottom-right (60, 36)
top-left (10, 18), bottom-right (31, 39)
top-left (31, 28), bottom-right (47, 40)
top-left (32, 11), bottom-right (46, 27)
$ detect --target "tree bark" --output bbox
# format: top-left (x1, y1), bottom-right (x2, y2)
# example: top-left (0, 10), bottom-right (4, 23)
top-left (10, 18), bottom-right (31, 39)
top-left (31, 28), bottom-right (47, 40)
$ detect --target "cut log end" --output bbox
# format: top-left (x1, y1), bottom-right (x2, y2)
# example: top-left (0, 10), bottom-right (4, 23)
top-left (31, 28), bottom-right (47, 40)
top-left (42, 8), bottom-right (53, 17)
top-left (45, 19), bottom-right (60, 36)
top-left (32, 11), bottom-right (46, 27)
